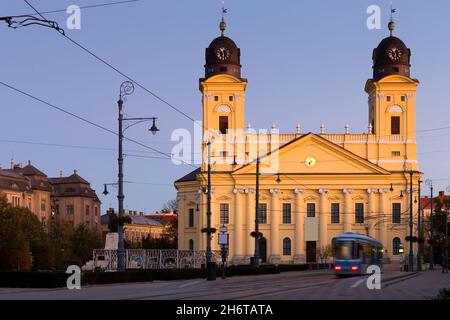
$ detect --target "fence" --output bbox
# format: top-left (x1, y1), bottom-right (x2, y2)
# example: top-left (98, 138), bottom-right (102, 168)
top-left (92, 249), bottom-right (222, 272)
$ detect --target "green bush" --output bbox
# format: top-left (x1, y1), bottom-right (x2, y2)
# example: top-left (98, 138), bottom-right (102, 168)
top-left (0, 271), bottom-right (68, 288)
top-left (433, 288), bottom-right (450, 300)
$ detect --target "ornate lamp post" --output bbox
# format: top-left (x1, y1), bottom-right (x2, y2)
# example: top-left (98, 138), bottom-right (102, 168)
top-left (425, 179), bottom-right (434, 270)
top-left (116, 81), bottom-right (159, 272)
top-left (404, 162), bottom-right (414, 272)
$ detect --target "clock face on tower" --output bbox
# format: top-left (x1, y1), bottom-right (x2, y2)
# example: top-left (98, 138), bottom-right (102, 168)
top-left (387, 47), bottom-right (403, 62)
top-left (305, 156), bottom-right (317, 168)
top-left (216, 47), bottom-right (231, 61)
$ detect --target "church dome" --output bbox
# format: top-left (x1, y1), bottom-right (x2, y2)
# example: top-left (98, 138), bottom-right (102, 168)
top-left (204, 35), bottom-right (242, 79)
top-left (372, 34), bottom-right (411, 81)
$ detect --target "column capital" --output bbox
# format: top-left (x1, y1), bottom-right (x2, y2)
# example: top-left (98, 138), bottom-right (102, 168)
top-left (319, 189), bottom-right (329, 194)
top-left (233, 188), bottom-right (245, 194)
top-left (294, 189), bottom-right (304, 194)
top-left (244, 189), bottom-right (255, 194)
top-left (378, 188), bottom-right (390, 194)
top-left (367, 189), bottom-right (378, 194)
top-left (270, 188), bottom-right (280, 194)
top-left (343, 189), bottom-right (353, 194)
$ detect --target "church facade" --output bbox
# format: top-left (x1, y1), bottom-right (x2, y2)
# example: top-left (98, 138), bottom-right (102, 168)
top-left (175, 18), bottom-right (421, 264)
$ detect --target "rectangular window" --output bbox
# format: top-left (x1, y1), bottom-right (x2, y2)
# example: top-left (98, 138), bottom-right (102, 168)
top-left (307, 203), bottom-right (316, 217)
top-left (259, 203), bottom-right (267, 224)
top-left (401, 95), bottom-right (406, 102)
top-left (331, 203), bottom-right (340, 224)
top-left (229, 95), bottom-right (234, 102)
top-left (219, 116), bottom-right (229, 134)
top-left (214, 96), bottom-right (219, 102)
top-left (12, 196), bottom-right (20, 208)
top-left (355, 203), bottom-right (364, 224)
top-left (282, 203), bottom-right (291, 224)
top-left (392, 203), bottom-right (401, 223)
top-left (41, 199), bottom-right (46, 212)
top-left (220, 203), bottom-right (229, 224)
top-left (85, 205), bottom-right (90, 216)
top-left (220, 67), bottom-right (227, 72)
top-left (391, 116), bottom-right (400, 135)
top-left (391, 151), bottom-right (401, 157)
top-left (387, 96), bottom-right (391, 102)
top-left (188, 208), bottom-right (194, 227)
top-left (66, 205), bottom-right (74, 216)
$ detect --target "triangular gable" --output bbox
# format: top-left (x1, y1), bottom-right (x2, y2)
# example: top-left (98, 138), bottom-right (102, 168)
top-left (233, 133), bottom-right (390, 176)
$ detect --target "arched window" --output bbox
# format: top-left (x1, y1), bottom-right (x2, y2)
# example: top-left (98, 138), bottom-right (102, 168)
top-left (283, 238), bottom-right (291, 256)
top-left (189, 239), bottom-right (194, 251)
top-left (393, 237), bottom-right (401, 255)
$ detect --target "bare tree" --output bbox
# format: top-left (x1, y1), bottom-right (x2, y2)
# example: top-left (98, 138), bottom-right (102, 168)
top-left (162, 199), bottom-right (178, 213)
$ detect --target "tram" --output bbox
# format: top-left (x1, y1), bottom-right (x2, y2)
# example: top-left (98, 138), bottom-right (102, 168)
top-left (332, 232), bottom-right (384, 277)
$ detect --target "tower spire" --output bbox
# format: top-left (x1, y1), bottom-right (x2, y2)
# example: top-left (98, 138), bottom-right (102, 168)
top-left (388, 1), bottom-right (396, 36)
top-left (220, 0), bottom-right (227, 36)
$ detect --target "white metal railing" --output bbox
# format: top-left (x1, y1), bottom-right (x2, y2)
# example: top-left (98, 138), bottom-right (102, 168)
top-left (92, 249), bottom-right (222, 272)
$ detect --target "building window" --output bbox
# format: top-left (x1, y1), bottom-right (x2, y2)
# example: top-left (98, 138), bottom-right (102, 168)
top-left (229, 96), bottom-right (234, 102)
top-left (331, 203), bottom-right (340, 224)
top-left (259, 203), bottom-right (267, 224)
top-left (85, 205), bottom-right (90, 216)
top-left (220, 67), bottom-right (227, 72)
top-left (387, 96), bottom-right (391, 102)
top-left (12, 196), bottom-right (20, 208)
top-left (41, 199), bottom-right (46, 212)
top-left (66, 205), bottom-right (74, 216)
top-left (214, 96), bottom-right (219, 102)
top-left (391, 151), bottom-right (401, 157)
top-left (401, 95), bottom-right (406, 102)
top-left (189, 239), bottom-right (194, 251)
top-left (355, 203), bottom-right (364, 224)
top-left (282, 203), bottom-right (291, 224)
top-left (393, 237), bottom-right (401, 255)
top-left (94, 206), bottom-right (98, 217)
top-left (188, 208), bottom-right (194, 227)
top-left (220, 203), bottom-right (229, 224)
top-left (392, 203), bottom-right (401, 223)
top-left (307, 203), bottom-right (316, 217)
top-left (219, 116), bottom-right (229, 134)
top-left (283, 238), bottom-right (291, 256)
top-left (391, 116), bottom-right (400, 135)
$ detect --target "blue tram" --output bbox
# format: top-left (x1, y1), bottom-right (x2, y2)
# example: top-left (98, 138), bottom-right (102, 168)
top-left (332, 232), bottom-right (384, 277)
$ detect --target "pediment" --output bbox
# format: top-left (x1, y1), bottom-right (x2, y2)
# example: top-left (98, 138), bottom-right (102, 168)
top-left (233, 133), bottom-right (390, 176)
top-left (216, 195), bottom-right (232, 201)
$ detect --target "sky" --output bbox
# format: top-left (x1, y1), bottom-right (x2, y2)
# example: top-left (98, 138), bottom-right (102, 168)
top-left (1, 0), bottom-right (450, 212)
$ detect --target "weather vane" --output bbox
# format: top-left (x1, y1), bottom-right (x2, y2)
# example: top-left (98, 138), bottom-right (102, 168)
top-left (220, 0), bottom-right (228, 36)
top-left (389, 1), bottom-right (397, 36)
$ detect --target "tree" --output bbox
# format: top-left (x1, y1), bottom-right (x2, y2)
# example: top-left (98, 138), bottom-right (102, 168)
top-left (162, 199), bottom-right (178, 212)
top-left (0, 195), bottom-right (44, 270)
top-left (69, 224), bottom-right (100, 265)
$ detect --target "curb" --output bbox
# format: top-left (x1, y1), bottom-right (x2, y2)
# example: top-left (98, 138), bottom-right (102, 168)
top-left (382, 272), bottom-right (421, 288)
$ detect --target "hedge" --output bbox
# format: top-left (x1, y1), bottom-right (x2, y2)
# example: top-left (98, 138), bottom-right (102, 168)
top-left (0, 263), bottom-right (330, 288)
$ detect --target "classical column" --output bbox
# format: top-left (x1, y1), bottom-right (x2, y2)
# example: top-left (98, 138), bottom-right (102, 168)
top-left (269, 188), bottom-right (281, 264)
top-left (233, 189), bottom-right (244, 264)
top-left (378, 189), bottom-right (389, 253)
top-left (244, 189), bottom-right (254, 263)
top-left (367, 189), bottom-right (378, 238)
top-left (319, 189), bottom-right (329, 250)
top-left (343, 189), bottom-right (353, 232)
top-left (294, 189), bottom-right (305, 264)
top-left (198, 190), bottom-right (205, 250)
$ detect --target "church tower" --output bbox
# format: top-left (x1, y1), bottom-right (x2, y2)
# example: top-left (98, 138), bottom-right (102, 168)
top-left (365, 17), bottom-right (419, 170)
top-left (199, 11), bottom-right (247, 143)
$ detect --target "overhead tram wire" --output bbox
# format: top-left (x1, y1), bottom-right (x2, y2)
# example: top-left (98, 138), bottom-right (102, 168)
top-left (0, 80), bottom-right (197, 169)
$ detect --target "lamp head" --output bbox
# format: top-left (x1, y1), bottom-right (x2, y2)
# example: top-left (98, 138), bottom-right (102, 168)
top-left (149, 118), bottom-right (159, 135)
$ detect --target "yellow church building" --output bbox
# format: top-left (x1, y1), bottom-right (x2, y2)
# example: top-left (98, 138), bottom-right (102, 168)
top-left (175, 18), bottom-right (421, 265)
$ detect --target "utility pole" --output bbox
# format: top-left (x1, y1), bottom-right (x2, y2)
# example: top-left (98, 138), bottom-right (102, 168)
top-left (408, 168), bottom-right (414, 272)
top-left (206, 141), bottom-right (216, 280)
top-left (417, 180), bottom-right (422, 271)
top-left (117, 92), bottom-right (126, 272)
top-left (252, 156), bottom-right (261, 268)
top-left (430, 182), bottom-right (434, 270)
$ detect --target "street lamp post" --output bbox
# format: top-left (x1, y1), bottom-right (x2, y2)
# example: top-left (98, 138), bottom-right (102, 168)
top-left (426, 179), bottom-right (434, 270)
top-left (417, 180), bottom-right (422, 271)
top-left (116, 81), bottom-right (159, 272)
top-left (251, 156), bottom-right (261, 268)
top-left (405, 163), bottom-right (414, 272)
top-left (205, 141), bottom-right (216, 281)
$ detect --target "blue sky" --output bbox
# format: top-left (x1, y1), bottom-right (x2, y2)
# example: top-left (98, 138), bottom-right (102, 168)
top-left (1, 0), bottom-right (449, 212)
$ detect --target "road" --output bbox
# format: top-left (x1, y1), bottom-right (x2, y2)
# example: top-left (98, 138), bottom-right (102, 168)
top-left (0, 269), bottom-right (448, 300)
